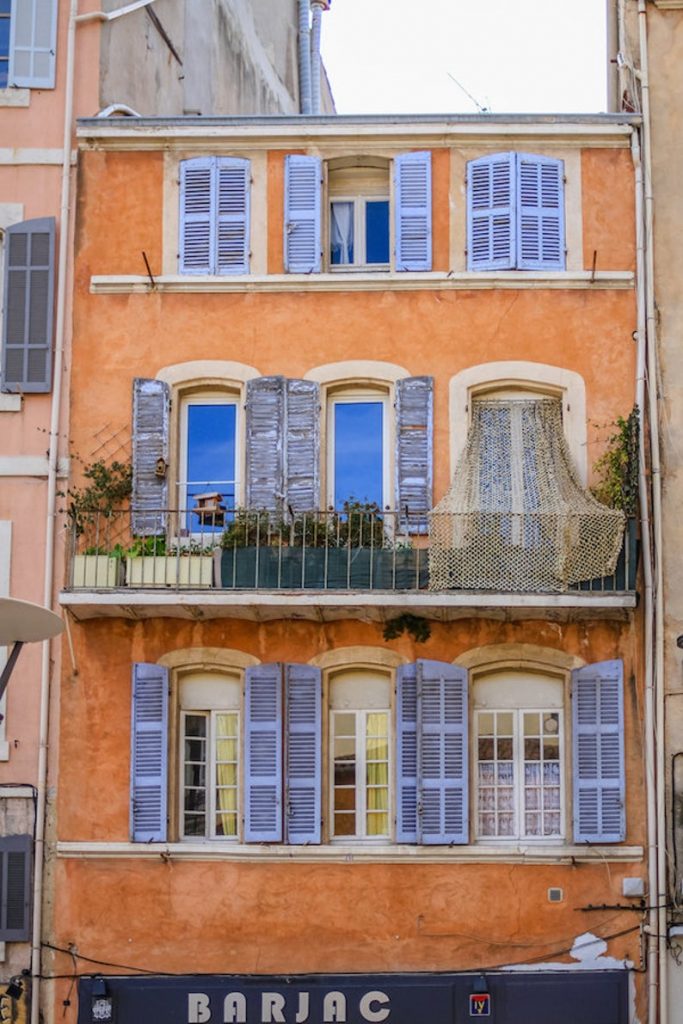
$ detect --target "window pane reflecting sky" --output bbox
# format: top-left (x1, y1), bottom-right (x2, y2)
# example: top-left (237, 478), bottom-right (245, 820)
top-left (334, 402), bottom-right (383, 508)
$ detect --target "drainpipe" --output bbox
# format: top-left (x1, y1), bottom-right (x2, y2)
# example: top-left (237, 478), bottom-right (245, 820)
top-left (310, 1), bottom-right (327, 115)
top-left (298, 0), bottom-right (312, 114)
top-left (636, 2), bottom-right (668, 1022)
top-left (606, 0), bottom-right (619, 111)
top-left (31, 0), bottom-right (78, 1021)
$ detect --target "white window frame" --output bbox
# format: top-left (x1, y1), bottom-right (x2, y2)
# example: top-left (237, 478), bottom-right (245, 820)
top-left (177, 391), bottom-right (240, 534)
top-left (326, 389), bottom-right (390, 510)
top-left (329, 706), bottom-right (392, 843)
top-left (329, 194), bottom-right (390, 272)
top-left (179, 707), bottom-right (240, 842)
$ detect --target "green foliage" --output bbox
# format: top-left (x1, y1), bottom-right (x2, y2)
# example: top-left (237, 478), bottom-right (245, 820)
top-left (220, 501), bottom-right (387, 550)
top-left (592, 407), bottom-right (639, 516)
top-left (383, 614), bottom-right (432, 644)
top-left (127, 535), bottom-right (167, 558)
top-left (63, 457), bottom-right (132, 536)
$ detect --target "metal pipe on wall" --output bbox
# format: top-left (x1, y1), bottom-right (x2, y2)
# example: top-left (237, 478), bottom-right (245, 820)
top-left (310, 1), bottom-right (324, 115)
top-left (298, 0), bottom-right (312, 115)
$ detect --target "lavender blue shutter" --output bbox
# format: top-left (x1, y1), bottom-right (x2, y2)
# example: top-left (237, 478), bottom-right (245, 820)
top-left (516, 154), bottom-right (565, 270)
top-left (572, 660), bottom-right (625, 843)
top-left (1, 217), bottom-right (55, 394)
top-left (467, 153), bottom-right (515, 270)
top-left (0, 834), bottom-right (32, 941)
top-left (245, 664), bottom-right (283, 842)
top-left (284, 155), bottom-right (322, 273)
top-left (179, 157), bottom-right (214, 274)
top-left (396, 663), bottom-right (418, 843)
top-left (395, 376), bottom-right (433, 533)
top-left (130, 663), bottom-right (168, 842)
top-left (217, 157), bottom-right (250, 274)
top-left (9, 0), bottom-right (58, 88)
top-left (285, 379), bottom-right (320, 513)
top-left (284, 663), bottom-right (321, 844)
top-left (394, 151), bottom-right (432, 271)
top-left (245, 376), bottom-right (285, 514)
top-left (418, 660), bottom-right (468, 845)
top-left (131, 378), bottom-right (170, 535)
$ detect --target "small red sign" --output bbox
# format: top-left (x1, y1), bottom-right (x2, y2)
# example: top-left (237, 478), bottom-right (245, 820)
top-left (469, 993), bottom-right (491, 1017)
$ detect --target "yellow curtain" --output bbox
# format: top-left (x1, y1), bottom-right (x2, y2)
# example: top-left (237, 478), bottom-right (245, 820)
top-left (366, 713), bottom-right (389, 836)
top-left (215, 714), bottom-right (238, 837)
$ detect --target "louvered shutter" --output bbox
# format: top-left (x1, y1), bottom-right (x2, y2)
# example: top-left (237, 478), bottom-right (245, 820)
top-left (245, 376), bottom-right (285, 514)
top-left (217, 157), bottom-right (250, 274)
top-left (419, 660), bottom-right (468, 845)
top-left (467, 153), bottom-right (515, 270)
top-left (284, 155), bottom-right (322, 273)
top-left (130, 663), bottom-right (169, 842)
top-left (516, 154), bottom-right (565, 270)
top-left (1, 217), bottom-right (55, 393)
top-left (572, 660), bottom-right (625, 843)
top-left (284, 663), bottom-right (321, 844)
top-left (245, 664), bottom-right (283, 842)
top-left (179, 158), bottom-right (214, 274)
top-left (285, 379), bottom-right (320, 513)
top-left (0, 834), bottom-right (32, 941)
top-left (396, 663), bottom-right (419, 843)
top-left (395, 376), bottom-right (433, 533)
top-left (394, 151), bottom-right (432, 272)
top-left (9, 0), bottom-right (58, 88)
top-left (131, 378), bottom-right (170, 535)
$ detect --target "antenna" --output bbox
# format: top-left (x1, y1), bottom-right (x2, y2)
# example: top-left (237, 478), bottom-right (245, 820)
top-left (446, 72), bottom-right (490, 113)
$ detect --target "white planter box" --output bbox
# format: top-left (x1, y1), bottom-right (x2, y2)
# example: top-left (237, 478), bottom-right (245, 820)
top-left (72, 554), bottom-right (121, 588)
top-left (126, 555), bottom-right (214, 587)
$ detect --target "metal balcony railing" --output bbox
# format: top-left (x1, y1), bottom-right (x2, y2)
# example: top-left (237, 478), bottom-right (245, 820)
top-left (64, 507), bottom-right (638, 595)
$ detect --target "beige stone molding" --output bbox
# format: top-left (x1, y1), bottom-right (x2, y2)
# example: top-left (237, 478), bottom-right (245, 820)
top-left (158, 647), bottom-right (260, 671)
top-left (311, 646), bottom-right (407, 671)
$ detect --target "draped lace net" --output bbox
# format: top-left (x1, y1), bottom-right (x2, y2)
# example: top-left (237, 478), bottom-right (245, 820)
top-left (429, 398), bottom-right (625, 592)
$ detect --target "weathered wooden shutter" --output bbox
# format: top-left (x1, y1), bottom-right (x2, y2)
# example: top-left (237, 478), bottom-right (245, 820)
top-left (1, 217), bottom-right (55, 393)
top-left (285, 379), bottom-right (320, 513)
top-left (467, 153), bottom-right (516, 270)
top-left (284, 663), bottom-right (321, 844)
top-left (179, 158), bottom-right (214, 274)
top-left (0, 834), bottom-right (32, 941)
top-left (245, 376), bottom-right (285, 513)
top-left (419, 660), bottom-right (468, 845)
top-left (395, 376), bottom-right (433, 533)
top-left (9, 0), bottom-right (58, 88)
top-left (394, 151), bottom-right (432, 271)
top-left (284, 155), bottom-right (322, 273)
top-left (572, 660), bottom-right (625, 843)
top-left (396, 663), bottom-right (419, 843)
top-left (245, 664), bottom-right (283, 842)
top-left (131, 378), bottom-right (170, 535)
top-left (217, 157), bottom-right (250, 274)
top-left (130, 663), bottom-right (169, 843)
top-left (516, 154), bottom-right (565, 270)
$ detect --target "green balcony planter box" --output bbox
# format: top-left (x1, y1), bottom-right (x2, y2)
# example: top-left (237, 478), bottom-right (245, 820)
top-left (219, 547), bottom-right (428, 590)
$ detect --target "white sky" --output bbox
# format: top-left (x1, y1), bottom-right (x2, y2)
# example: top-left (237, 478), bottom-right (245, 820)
top-left (320, 1), bottom-right (607, 115)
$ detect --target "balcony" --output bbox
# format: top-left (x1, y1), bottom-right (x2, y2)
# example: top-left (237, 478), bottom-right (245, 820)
top-left (60, 508), bottom-right (638, 623)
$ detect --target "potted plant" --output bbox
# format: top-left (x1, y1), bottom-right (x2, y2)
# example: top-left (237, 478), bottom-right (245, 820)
top-left (63, 457), bottom-right (132, 588)
top-left (125, 535), bottom-right (216, 588)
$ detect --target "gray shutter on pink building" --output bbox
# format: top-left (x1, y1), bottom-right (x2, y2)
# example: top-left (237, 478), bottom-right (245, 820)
top-left (572, 660), bottom-right (625, 843)
top-left (284, 663), bottom-right (321, 844)
top-left (418, 660), bottom-right (468, 845)
top-left (284, 155), bottom-right (322, 273)
top-left (395, 376), bottom-right (433, 532)
top-left (1, 217), bottom-right (55, 393)
top-left (396, 663), bottom-right (419, 842)
top-left (394, 151), bottom-right (432, 271)
top-left (9, 0), bottom-right (58, 88)
top-left (244, 664), bottom-right (283, 842)
top-left (130, 663), bottom-right (169, 843)
top-left (131, 378), bottom-right (170, 536)
top-left (285, 378), bottom-right (320, 512)
top-left (0, 834), bottom-right (32, 941)
top-left (516, 154), bottom-right (565, 270)
top-left (467, 153), bottom-right (516, 270)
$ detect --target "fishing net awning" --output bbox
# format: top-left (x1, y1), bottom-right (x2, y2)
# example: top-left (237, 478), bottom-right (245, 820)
top-left (429, 398), bottom-right (625, 592)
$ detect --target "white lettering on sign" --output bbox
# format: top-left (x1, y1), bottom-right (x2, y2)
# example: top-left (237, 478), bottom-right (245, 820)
top-left (189, 993), bottom-right (211, 1023)
top-left (359, 992), bottom-right (390, 1023)
top-left (323, 992), bottom-right (346, 1022)
top-left (262, 993), bottom-right (286, 1023)
top-left (224, 993), bottom-right (247, 1023)
top-left (295, 993), bottom-right (310, 1023)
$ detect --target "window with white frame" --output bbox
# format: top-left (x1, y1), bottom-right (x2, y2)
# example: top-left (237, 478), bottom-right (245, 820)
top-left (0, 0), bottom-right (57, 90)
top-left (326, 387), bottom-right (389, 510)
top-left (179, 672), bottom-right (241, 840)
top-left (329, 669), bottom-right (391, 841)
top-left (178, 391), bottom-right (239, 531)
top-left (473, 669), bottom-right (564, 842)
top-left (328, 160), bottom-right (390, 270)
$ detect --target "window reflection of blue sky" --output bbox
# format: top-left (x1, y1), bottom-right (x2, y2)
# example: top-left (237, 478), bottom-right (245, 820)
top-left (187, 404), bottom-right (236, 528)
top-left (334, 402), bottom-right (383, 509)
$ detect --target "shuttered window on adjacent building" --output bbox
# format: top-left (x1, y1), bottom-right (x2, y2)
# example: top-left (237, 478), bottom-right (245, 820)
top-left (8, 0), bottom-right (58, 89)
top-left (1, 217), bottom-right (56, 394)
top-left (0, 834), bottom-right (32, 941)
